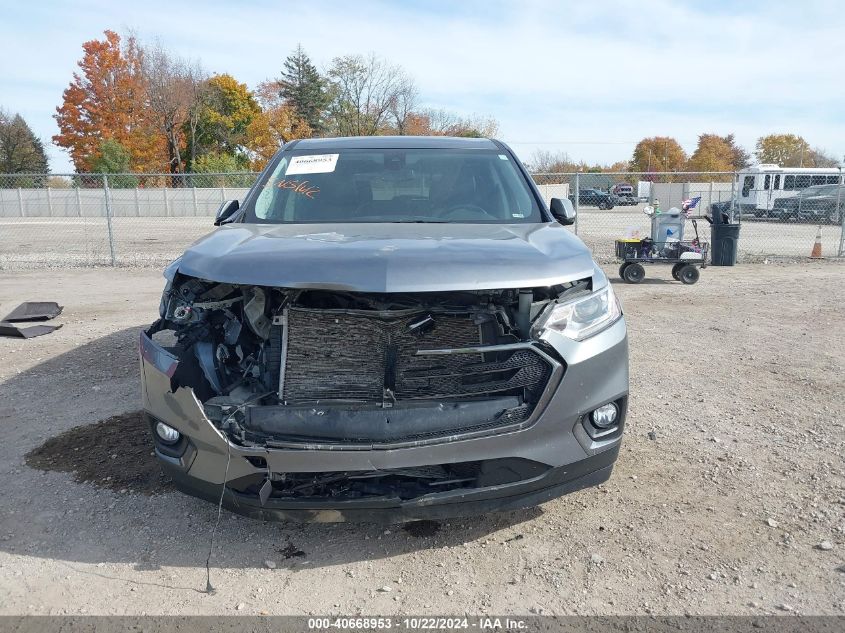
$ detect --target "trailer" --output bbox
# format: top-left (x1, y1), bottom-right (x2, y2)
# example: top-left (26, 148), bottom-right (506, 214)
top-left (735, 165), bottom-right (842, 216)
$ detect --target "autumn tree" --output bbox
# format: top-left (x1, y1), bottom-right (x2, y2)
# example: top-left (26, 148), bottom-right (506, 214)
top-left (630, 136), bottom-right (687, 173)
top-left (405, 108), bottom-right (498, 138)
top-left (388, 74), bottom-right (418, 135)
top-left (528, 150), bottom-right (578, 173)
top-left (53, 30), bottom-right (163, 172)
top-left (0, 110), bottom-right (49, 175)
top-left (755, 134), bottom-right (808, 166)
top-left (277, 45), bottom-right (328, 135)
top-left (805, 147), bottom-right (839, 167)
top-left (184, 71), bottom-right (211, 172)
top-left (686, 133), bottom-right (737, 174)
top-left (754, 134), bottom-right (836, 167)
top-left (722, 134), bottom-right (751, 170)
top-left (325, 54), bottom-right (417, 136)
top-left (189, 74), bottom-right (260, 168)
top-left (140, 41), bottom-right (206, 176)
top-left (246, 82), bottom-right (311, 169)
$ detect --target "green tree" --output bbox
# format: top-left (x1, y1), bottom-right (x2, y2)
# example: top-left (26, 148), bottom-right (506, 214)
top-left (91, 138), bottom-right (138, 187)
top-left (191, 151), bottom-right (252, 186)
top-left (0, 110), bottom-right (49, 179)
top-left (188, 74), bottom-right (260, 168)
top-left (630, 136), bottom-right (687, 173)
top-left (278, 44), bottom-right (328, 135)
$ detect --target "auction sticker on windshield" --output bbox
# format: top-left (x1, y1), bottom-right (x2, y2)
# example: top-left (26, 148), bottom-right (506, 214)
top-left (286, 154), bottom-right (340, 175)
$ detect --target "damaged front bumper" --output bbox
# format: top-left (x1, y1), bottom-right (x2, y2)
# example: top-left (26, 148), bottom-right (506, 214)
top-left (140, 315), bottom-right (628, 523)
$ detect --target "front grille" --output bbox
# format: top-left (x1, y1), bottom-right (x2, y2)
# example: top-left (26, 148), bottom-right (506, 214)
top-left (282, 308), bottom-right (550, 404)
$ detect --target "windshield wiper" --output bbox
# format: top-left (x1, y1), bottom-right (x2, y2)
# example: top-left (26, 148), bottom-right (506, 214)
top-left (389, 218), bottom-right (449, 223)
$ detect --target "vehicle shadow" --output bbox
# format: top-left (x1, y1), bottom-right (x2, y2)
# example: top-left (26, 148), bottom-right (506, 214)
top-left (1, 326), bottom-right (545, 576)
top-left (609, 277), bottom-right (673, 286)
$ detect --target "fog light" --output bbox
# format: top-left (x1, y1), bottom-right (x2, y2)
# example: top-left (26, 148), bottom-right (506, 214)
top-left (591, 403), bottom-right (619, 429)
top-left (155, 421), bottom-right (181, 444)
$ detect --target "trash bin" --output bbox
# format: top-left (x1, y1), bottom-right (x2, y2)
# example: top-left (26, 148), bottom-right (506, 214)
top-left (710, 222), bottom-right (740, 266)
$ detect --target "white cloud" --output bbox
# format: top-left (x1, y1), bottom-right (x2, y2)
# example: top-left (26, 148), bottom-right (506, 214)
top-left (1, 0), bottom-right (842, 172)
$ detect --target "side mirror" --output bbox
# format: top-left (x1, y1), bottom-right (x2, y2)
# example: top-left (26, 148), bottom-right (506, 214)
top-left (214, 199), bottom-right (240, 226)
top-left (550, 197), bottom-right (576, 226)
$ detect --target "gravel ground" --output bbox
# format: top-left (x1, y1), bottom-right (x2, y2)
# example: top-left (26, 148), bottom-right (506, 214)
top-left (0, 263), bottom-right (843, 616)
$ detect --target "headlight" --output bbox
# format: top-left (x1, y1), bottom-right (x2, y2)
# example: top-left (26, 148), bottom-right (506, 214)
top-left (536, 285), bottom-right (622, 341)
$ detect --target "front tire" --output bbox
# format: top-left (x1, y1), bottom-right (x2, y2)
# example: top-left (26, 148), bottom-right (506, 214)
top-left (623, 263), bottom-right (645, 284)
top-left (679, 265), bottom-right (700, 285)
top-left (598, 201), bottom-right (609, 210)
top-left (671, 263), bottom-right (684, 280)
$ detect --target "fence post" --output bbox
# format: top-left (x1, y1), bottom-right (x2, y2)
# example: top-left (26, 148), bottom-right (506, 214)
top-left (163, 187), bottom-right (170, 217)
top-left (709, 181), bottom-right (714, 213)
top-left (192, 187), bottom-right (198, 216)
top-left (573, 172), bottom-right (580, 235)
top-left (134, 187), bottom-right (140, 217)
top-left (798, 184), bottom-right (804, 220)
top-left (837, 167), bottom-right (844, 257)
top-left (729, 173), bottom-right (737, 223)
top-left (46, 186), bottom-right (53, 217)
top-left (103, 174), bottom-right (117, 266)
top-left (75, 186), bottom-right (82, 217)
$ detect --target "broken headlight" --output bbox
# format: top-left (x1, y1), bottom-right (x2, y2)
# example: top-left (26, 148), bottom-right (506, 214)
top-left (159, 259), bottom-right (181, 318)
top-left (536, 285), bottom-right (621, 341)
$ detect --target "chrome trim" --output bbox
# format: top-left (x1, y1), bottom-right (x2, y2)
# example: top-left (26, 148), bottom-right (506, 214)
top-left (415, 342), bottom-right (532, 355)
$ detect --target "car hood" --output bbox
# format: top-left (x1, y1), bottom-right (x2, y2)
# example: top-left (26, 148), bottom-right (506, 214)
top-left (175, 222), bottom-right (596, 292)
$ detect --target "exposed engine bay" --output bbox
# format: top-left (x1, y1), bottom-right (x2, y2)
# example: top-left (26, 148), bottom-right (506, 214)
top-left (148, 275), bottom-right (589, 448)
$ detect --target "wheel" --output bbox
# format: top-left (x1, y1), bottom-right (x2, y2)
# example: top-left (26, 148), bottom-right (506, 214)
top-left (618, 263), bottom-right (630, 279)
top-left (598, 201), bottom-right (609, 210)
top-left (678, 265), bottom-right (700, 285)
top-left (671, 263), bottom-right (684, 281)
top-left (622, 263), bottom-right (645, 284)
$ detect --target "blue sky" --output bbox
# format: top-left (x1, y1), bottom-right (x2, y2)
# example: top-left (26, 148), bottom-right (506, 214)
top-left (1, 0), bottom-right (843, 172)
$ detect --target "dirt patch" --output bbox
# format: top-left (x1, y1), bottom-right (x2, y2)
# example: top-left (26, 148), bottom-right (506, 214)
top-left (25, 410), bottom-right (172, 495)
top-left (280, 542), bottom-right (307, 559)
top-left (402, 520), bottom-right (442, 538)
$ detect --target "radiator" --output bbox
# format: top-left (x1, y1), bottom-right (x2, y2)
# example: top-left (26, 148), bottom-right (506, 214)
top-left (280, 308), bottom-right (549, 404)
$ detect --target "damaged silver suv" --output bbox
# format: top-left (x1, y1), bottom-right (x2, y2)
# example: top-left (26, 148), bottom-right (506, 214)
top-left (141, 136), bottom-right (628, 522)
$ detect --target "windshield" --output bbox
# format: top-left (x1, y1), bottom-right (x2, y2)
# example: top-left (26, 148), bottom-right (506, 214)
top-left (243, 148), bottom-right (543, 224)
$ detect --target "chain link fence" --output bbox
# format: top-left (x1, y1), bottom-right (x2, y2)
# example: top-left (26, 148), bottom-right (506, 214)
top-left (1, 171), bottom-right (843, 268)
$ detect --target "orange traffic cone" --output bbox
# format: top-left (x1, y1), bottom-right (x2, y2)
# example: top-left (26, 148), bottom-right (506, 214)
top-left (810, 226), bottom-right (823, 258)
